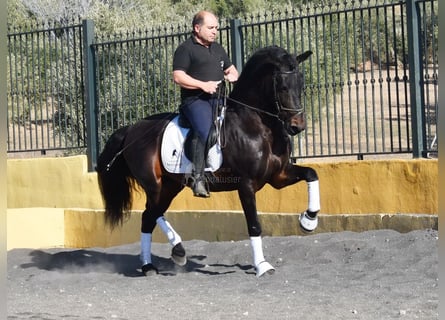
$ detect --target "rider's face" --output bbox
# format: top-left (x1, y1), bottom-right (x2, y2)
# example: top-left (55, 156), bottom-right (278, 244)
top-left (194, 13), bottom-right (218, 46)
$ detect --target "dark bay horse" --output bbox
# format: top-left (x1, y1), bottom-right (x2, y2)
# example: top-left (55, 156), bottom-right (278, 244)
top-left (96, 46), bottom-right (320, 277)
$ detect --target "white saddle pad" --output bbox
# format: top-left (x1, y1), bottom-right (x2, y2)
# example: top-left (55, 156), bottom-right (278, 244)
top-left (161, 115), bottom-right (223, 174)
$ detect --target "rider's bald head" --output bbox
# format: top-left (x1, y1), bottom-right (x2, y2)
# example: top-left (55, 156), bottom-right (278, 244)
top-left (192, 10), bottom-right (217, 31)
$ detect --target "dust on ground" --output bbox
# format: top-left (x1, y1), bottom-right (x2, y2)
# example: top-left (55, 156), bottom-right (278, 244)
top-left (7, 229), bottom-right (438, 320)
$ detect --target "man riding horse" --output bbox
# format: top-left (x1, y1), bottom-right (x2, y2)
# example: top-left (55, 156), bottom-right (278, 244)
top-left (172, 10), bottom-right (239, 197)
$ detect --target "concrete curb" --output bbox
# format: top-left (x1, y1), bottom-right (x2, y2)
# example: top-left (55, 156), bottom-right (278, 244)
top-left (7, 208), bottom-right (438, 249)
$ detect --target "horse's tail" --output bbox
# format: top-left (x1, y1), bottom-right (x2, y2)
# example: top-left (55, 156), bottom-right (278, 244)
top-left (96, 125), bottom-right (134, 228)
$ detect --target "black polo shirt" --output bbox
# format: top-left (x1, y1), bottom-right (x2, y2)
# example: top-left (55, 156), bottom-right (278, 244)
top-left (173, 36), bottom-right (232, 99)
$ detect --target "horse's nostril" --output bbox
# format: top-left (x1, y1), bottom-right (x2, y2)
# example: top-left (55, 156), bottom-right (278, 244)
top-left (286, 124), bottom-right (305, 136)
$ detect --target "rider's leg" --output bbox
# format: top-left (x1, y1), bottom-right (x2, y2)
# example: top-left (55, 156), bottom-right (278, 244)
top-left (190, 132), bottom-right (209, 197)
top-left (181, 98), bottom-right (215, 197)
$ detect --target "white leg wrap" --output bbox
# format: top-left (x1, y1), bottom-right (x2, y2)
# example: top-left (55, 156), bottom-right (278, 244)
top-left (250, 236), bottom-right (265, 266)
top-left (140, 233), bottom-right (152, 265)
top-left (250, 236), bottom-right (275, 277)
top-left (308, 180), bottom-right (320, 212)
top-left (156, 216), bottom-right (182, 246)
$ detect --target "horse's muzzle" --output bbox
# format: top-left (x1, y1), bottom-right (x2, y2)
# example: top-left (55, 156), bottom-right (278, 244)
top-left (286, 114), bottom-right (306, 136)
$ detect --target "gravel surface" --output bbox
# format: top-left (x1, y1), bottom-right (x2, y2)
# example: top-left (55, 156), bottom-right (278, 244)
top-left (7, 229), bottom-right (438, 320)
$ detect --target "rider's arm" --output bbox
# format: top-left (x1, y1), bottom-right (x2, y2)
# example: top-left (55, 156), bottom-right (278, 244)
top-left (173, 70), bottom-right (220, 95)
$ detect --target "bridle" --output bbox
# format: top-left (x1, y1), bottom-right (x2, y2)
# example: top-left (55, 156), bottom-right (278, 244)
top-left (273, 70), bottom-right (305, 116)
top-left (226, 69), bottom-right (305, 121)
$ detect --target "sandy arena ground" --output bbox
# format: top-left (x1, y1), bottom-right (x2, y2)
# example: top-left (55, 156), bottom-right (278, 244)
top-left (7, 228), bottom-right (438, 320)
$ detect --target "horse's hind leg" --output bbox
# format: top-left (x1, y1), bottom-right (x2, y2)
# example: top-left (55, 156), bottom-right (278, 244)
top-left (142, 217), bottom-right (186, 270)
top-left (156, 216), bottom-right (187, 266)
top-left (140, 177), bottom-right (185, 275)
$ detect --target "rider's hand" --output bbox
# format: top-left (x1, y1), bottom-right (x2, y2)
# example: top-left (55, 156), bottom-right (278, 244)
top-left (201, 80), bottom-right (221, 94)
top-left (224, 73), bottom-right (238, 83)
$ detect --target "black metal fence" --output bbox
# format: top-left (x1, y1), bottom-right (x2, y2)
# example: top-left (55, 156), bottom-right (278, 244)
top-left (7, 0), bottom-right (438, 169)
top-left (7, 22), bottom-right (86, 155)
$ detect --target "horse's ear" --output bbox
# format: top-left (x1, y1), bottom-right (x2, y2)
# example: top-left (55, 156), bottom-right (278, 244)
top-left (296, 50), bottom-right (312, 64)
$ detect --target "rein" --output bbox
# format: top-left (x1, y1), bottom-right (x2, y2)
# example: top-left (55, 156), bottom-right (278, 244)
top-left (225, 96), bottom-right (280, 119)
top-left (225, 70), bottom-right (304, 120)
top-left (106, 149), bottom-right (124, 171)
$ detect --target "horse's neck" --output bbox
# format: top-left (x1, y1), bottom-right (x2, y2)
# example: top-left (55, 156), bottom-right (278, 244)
top-left (226, 100), bottom-right (288, 142)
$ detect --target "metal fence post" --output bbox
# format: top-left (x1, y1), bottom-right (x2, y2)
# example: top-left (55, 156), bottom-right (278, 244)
top-left (406, 0), bottom-right (426, 158)
top-left (230, 19), bottom-right (243, 73)
top-left (82, 19), bottom-right (98, 171)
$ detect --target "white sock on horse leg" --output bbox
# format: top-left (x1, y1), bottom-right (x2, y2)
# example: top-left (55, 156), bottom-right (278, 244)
top-left (250, 236), bottom-right (266, 267)
top-left (308, 180), bottom-right (320, 212)
top-left (140, 233), bottom-right (152, 265)
top-left (156, 216), bottom-right (182, 246)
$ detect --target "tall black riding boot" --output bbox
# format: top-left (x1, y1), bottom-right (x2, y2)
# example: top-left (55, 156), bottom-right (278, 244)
top-left (191, 134), bottom-right (210, 198)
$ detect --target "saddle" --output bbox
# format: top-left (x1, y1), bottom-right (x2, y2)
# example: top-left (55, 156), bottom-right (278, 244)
top-left (160, 109), bottom-right (224, 174)
top-left (178, 108), bottom-right (219, 161)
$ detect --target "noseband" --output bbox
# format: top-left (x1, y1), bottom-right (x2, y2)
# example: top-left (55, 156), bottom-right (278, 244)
top-left (273, 70), bottom-right (305, 117)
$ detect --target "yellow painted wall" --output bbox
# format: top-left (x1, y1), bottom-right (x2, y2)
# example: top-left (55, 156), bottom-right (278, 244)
top-left (7, 155), bottom-right (438, 214)
top-left (7, 208), bottom-right (65, 249)
top-left (6, 155), bottom-right (438, 249)
top-left (7, 156), bottom-right (102, 209)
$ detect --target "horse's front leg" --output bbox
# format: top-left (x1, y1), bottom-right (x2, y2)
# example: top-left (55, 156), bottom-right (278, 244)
top-left (295, 165), bottom-right (320, 232)
top-left (299, 182), bottom-right (320, 232)
top-left (271, 164), bottom-right (321, 232)
top-left (238, 183), bottom-right (275, 277)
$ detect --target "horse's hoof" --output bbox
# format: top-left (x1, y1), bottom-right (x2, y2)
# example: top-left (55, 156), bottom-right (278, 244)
top-left (256, 261), bottom-right (275, 277)
top-left (141, 263), bottom-right (158, 276)
top-left (299, 211), bottom-right (318, 233)
top-left (171, 243), bottom-right (187, 266)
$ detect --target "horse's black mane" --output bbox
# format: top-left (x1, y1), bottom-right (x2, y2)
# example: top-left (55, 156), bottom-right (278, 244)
top-left (229, 46), bottom-right (297, 106)
top-left (240, 46), bottom-right (298, 77)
